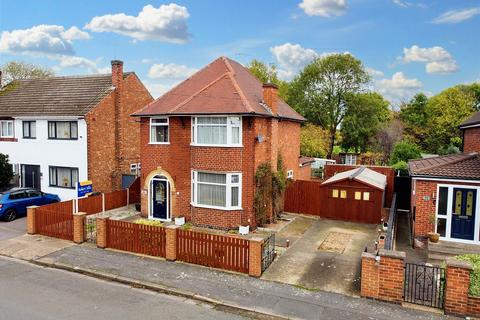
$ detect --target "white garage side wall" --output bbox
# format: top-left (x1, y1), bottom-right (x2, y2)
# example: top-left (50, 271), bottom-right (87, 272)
top-left (0, 117), bottom-right (88, 200)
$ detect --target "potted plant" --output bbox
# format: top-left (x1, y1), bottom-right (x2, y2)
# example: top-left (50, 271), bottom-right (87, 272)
top-left (428, 214), bottom-right (440, 243)
top-left (239, 224), bottom-right (250, 235)
top-left (175, 215), bottom-right (185, 226)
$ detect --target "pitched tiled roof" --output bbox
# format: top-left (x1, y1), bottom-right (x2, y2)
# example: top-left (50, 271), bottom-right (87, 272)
top-left (0, 73), bottom-right (131, 117)
top-left (133, 57), bottom-right (305, 122)
top-left (409, 153), bottom-right (480, 180)
top-left (299, 156), bottom-right (315, 166)
top-left (322, 166), bottom-right (387, 190)
top-left (460, 111), bottom-right (480, 128)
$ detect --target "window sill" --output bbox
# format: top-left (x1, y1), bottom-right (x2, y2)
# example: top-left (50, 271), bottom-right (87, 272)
top-left (148, 142), bottom-right (170, 145)
top-left (49, 185), bottom-right (76, 190)
top-left (191, 203), bottom-right (242, 211)
top-left (190, 143), bottom-right (243, 148)
top-left (0, 137), bottom-right (17, 142)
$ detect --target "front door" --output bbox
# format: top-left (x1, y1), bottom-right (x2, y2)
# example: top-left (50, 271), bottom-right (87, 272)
top-left (151, 179), bottom-right (168, 220)
top-left (451, 188), bottom-right (477, 240)
top-left (21, 165), bottom-right (40, 189)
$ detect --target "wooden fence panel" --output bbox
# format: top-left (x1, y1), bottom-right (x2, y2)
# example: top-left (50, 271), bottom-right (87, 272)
top-left (128, 177), bottom-right (141, 204)
top-left (35, 207), bottom-right (73, 241)
top-left (39, 199), bottom-right (74, 214)
top-left (176, 229), bottom-right (249, 274)
top-left (104, 190), bottom-right (127, 211)
top-left (106, 220), bottom-right (166, 257)
top-left (78, 195), bottom-right (103, 215)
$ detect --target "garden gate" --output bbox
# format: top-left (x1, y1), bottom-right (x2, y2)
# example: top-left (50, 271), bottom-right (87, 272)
top-left (404, 263), bottom-right (445, 309)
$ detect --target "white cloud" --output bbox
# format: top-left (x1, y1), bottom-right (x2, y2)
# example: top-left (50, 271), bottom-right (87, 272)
top-left (366, 67), bottom-right (384, 78)
top-left (148, 63), bottom-right (197, 80)
top-left (0, 24), bottom-right (90, 55)
top-left (401, 45), bottom-right (458, 74)
top-left (299, 0), bottom-right (347, 17)
top-left (143, 80), bottom-right (180, 99)
top-left (85, 4), bottom-right (190, 43)
top-left (270, 43), bottom-right (318, 80)
top-left (375, 72), bottom-right (423, 102)
top-left (56, 56), bottom-right (109, 74)
top-left (432, 7), bottom-right (480, 24)
top-left (392, 0), bottom-right (426, 9)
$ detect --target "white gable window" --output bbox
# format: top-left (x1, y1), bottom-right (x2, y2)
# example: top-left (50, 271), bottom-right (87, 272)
top-left (191, 171), bottom-right (242, 210)
top-left (191, 116), bottom-right (242, 147)
top-left (0, 120), bottom-right (14, 138)
top-left (150, 117), bottom-right (169, 144)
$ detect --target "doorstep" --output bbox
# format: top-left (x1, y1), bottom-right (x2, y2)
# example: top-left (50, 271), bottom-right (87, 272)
top-left (428, 239), bottom-right (480, 262)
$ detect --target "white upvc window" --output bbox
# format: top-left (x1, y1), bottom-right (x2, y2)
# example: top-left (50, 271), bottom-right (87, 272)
top-left (287, 170), bottom-right (294, 179)
top-left (191, 171), bottom-right (242, 210)
top-left (191, 116), bottom-right (242, 147)
top-left (150, 117), bottom-right (169, 144)
top-left (0, 120), bottom-right (14, 138)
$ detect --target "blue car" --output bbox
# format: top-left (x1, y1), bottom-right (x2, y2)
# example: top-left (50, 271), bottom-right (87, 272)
top-left (0, 188), bottom-right (60, 221)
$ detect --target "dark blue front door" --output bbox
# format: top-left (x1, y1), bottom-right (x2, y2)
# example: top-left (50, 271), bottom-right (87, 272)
top-left (152, 180), bottom-right (168, 220)
top-left (451, 188), bottom-right (477, 240)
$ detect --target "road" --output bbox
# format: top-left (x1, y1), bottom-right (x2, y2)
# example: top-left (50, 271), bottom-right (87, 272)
top-left (0, 216), bottom-right (26, 241)
top-left (0, 256), bottom-right (249, 320)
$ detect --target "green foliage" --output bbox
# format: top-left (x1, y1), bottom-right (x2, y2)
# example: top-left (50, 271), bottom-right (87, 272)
top-left (437, 144), bottom-right (460, 155)
top-left (1, 61), bottom-right (54, 86)
top-left (0, 153), bottom-right (13, 189)
top-left (391, 161), bottom-right (409, 176)
top-left (423, 87), bottom-right (476, 153)
top-left (181, 222), bottom-right (193, 230)
top-left (389, 140), bottom-right (421, 165)
top-left (134, 219), bottom-right (163, 227)
top-left (457, 83), bottom-right (480, 111)
top-left (300, 123), bottom-right (329, 158)
top-left (340, 92), bottom-right (390, 153)
top-left (456, 254), bottom-right (480, 297)
top-left (288, 54), bottom-right (370, 158)
top-left (246, 59), bottom-right (289, 100)
top-left (399, 93), bottom-right (428, 149)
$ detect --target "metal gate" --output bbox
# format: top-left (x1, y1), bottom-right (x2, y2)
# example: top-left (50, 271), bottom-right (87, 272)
top-left (404, 263), bottom-right (446, 309)
top-left (261, 233), bottom-right (276, 272)
top-left (84, 214), bottom-right (97, 243)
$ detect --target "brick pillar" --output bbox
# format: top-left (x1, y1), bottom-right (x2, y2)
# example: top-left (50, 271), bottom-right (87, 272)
top-left (96, 217), bottom-right (109, 249)
top-left (445, 258), bottom-right (473, 316)
top-left (249, 237), bottom-right (264, 277)
top-left (141, 189), bottom-right (148, 218)
top-left (360, 252), bottom-right (379, 299)
top-left (73, 212), bottom-right (87, 244)
top-left (165, 225), bottom-right (179, 261)
top-left (27, 205), bottom-right (38, 235)
top-left (378, 249), bottom-right (405, 304)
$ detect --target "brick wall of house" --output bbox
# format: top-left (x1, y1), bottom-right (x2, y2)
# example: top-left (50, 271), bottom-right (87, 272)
top-left (278, 120), bottom-right (302, 178)
top-left (463, 127), bottom-right (480, 153)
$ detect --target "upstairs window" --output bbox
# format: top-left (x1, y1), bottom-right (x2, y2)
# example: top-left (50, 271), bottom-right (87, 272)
top-left (0, 120), bottom-right (14, 138)
top-left (150, 117), bottom-right (169, 143)
top-left (48, 121), bottom-right (78, 140)
top-left (191, 116), bottom-right (242, 147)
top-left (22, 121), bottom-right (36, 139)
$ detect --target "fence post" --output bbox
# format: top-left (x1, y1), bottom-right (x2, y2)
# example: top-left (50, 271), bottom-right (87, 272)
top-left (73, 212), bottom-right (88, 244)
top-left (27, 205), bottom-right (39, 235)
top-left (127, 188), bottom-right (130, 206)
top-left (377, 249), bottom-right (405, 304)
top-left (248, 237), bottom-right (264, 277)
top-left (96, 217), bottom-right (109, 249)
top-left (445, 258), bottom-right (473, 317)
top-left (102, 193), bottom-right (105, 213)
top-left (165, 225), bottom-right (179, 261)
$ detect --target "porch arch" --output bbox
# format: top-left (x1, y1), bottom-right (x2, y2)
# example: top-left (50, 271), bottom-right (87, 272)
top-left (144, 167), bottom-right (177, 220)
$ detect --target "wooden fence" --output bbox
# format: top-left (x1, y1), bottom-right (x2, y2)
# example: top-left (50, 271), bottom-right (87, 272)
top-left (104, 190), bottom-right (128, 211)
top-left (106, 219), bottom-right (166, 257)
top-left (78, 195), bottom-right (103, 215)
top-left (128, 177), bottom-right (141, 204)
top-left (35, 200), bottom-right (74, 240)
top-left (176, 229), bottom-right (250, 274)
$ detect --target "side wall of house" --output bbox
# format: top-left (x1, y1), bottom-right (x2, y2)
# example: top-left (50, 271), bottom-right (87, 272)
top-left (463, 127), bottom-right (480, 153)
top-left (277, 120), bottom-right (302, 178)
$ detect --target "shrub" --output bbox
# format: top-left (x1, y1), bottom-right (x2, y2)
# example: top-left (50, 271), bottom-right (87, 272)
top-left (456, 254), bottom-right (480, 297)
top-left (389, 140), bottom-right (421, 165)
top-left (391, 161), bottom-right (409, 176)
top-left (134, 219), bottom-right (163, 227)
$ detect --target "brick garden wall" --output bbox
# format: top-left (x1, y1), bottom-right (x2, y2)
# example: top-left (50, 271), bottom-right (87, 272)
top-left (463, 126), bottom-right (480, 153)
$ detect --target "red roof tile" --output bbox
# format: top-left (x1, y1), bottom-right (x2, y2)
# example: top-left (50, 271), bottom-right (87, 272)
top-left (133, 57), bottom-right (305, 121)
top-left (409, 153), bottom-right (480, 180)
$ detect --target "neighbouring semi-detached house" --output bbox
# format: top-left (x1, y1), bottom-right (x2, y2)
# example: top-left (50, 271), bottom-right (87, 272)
top-left (132, 56), bottom-right (310, 229)
top-left (0, 60), bottom-right (153, 199)
top-left (409, 110), bottom-right (480, 246)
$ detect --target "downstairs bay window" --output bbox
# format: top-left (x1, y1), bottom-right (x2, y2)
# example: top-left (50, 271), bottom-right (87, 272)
top-left (191, 116), bottom-right (242, 147)
top-left (191, 171), bottom-right (242, 210)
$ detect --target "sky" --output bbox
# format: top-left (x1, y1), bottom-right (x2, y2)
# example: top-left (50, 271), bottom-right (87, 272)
top-left (0, 0), bottom-right (479, 104)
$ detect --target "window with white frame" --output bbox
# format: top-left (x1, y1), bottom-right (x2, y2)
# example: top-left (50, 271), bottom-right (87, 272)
top-left (0, 120), bottom-right (14, 138)
top-left (191, 171), bottom-right (241, 209)
top-left (150, 117), bottom-right (169, 143)
top-left (191, 116), bottom-right (241, 146)
top-left (287, 170), bottom-right (294, 179)
top-left (130, 163), bottom-right (141, 176)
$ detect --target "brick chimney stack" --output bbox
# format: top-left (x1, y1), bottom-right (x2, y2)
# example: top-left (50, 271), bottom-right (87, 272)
top-left (111, 60), bottom-right (123, 190)
top-left (0, 70), bottom-right (2, 87)
top-left (262, 83), bottom-right (278, 116)
top-left (111, 60), bottom-right (123, 87)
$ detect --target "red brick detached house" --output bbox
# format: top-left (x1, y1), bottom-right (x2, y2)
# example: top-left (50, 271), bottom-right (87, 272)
top-left (409, 111), bottom-right (480, 245)
top-left (0, 60), bottom-right (152, 199)
top-left (133, 57), bottom-right (309, 229)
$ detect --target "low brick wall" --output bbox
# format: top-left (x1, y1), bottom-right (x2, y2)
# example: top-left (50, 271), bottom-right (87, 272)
top-left (445, 258), bottom-right (480, 317)
top-left (361, 249), bottom-right (405, 304)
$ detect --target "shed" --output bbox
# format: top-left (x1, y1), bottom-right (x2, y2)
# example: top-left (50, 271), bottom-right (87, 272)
top-left (320, 166), bottom-right (387, 223)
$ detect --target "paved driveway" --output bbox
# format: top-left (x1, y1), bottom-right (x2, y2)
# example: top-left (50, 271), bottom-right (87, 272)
top-left (262, 216), bottom-right (378, 297)
top-left (0, 216), bottom-right (26, 241)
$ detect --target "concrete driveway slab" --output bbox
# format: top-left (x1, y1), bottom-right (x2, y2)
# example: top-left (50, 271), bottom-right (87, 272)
top-left (0, 216), bottom-right (27, 241)
top-left (0, 234), bottom-right (74, 260)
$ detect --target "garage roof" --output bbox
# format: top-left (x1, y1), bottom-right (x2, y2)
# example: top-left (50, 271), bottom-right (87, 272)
top-left (322, 166), bottom-right (387, 190)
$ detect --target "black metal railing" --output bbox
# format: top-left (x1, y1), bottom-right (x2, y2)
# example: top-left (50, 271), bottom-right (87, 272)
top-left (404, 263), bottom-right (446, 309)
top-left (384, 193), bottom-right (397, 250)
top-left (261, 233), bottom-right (276, 272)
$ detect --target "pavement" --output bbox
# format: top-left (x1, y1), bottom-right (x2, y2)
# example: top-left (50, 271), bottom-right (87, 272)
top-left (262, 217), bottom-right (378, 297)
top-left (0, 216), bottom-right (27, 241)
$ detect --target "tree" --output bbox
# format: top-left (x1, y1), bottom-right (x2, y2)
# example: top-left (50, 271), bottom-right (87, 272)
top-left (288, 54), bottom-right (370, 158)
top-left (423, 87), bottom-right (476, 153)
top-left (1, 61), bottom-right (54, 86)
top-left (340, 92), bottom-right (390, 153)
top-left (399, 93), bottom-right (429, 149)
top-left (372, 115), bottom-right (404, 162)
top-left (457, 83), bottom-right (480, 111)
top-left (389, 140), bottom-right (421, 165)
top-left (300, 123), bottom-right (329, 158)
top-left (246, 59), bottom-right (289, 100)
top-left (0, 153), bottom-right (13, 189)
